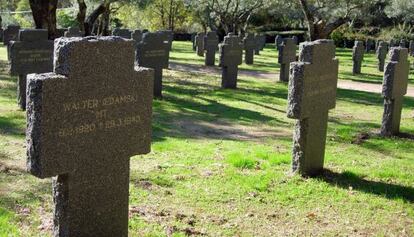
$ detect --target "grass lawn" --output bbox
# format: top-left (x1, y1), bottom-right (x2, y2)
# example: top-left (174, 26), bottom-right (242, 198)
top-left (170, 41), bottom-right (414, 85)
top-left (1, 43), bottom-right (414, 236)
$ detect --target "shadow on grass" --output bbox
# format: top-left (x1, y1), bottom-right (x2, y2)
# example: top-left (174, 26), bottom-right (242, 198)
top-left (337, 88), bottom-right (414, 107)
top-left (0, 114), bottom-right (25, 136)
top-left (318, 169), bottom-right (414, 203)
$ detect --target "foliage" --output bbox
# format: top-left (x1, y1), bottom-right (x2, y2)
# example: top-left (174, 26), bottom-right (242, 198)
top-left (385, 0), bottom-right (414, 24)
top-left (57, 9), bottom-right (77, 28)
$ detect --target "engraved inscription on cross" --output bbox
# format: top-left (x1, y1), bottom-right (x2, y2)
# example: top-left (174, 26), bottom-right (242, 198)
top-left (26, 37), bottom-right (153, 236)
top-left (380, 47), bottom-right (409, 137)
top-left (9, 29), bottom-right (53, 110)
top-left (287, 40), bottom-right (339, 176)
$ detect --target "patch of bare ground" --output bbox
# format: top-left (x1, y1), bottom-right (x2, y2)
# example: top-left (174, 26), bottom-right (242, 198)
top-left (173, 118), bottom-right (290, 141)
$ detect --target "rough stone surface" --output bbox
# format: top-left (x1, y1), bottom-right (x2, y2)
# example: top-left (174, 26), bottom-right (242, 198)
top-left (376, 41), bottom-right (389, 72)
top-left (287, 39), bottom-right (339, 176)
top-left (3, 25), bottom-right (20, 45)
top-left (203, 31), bottom-right (218, 66)
top-left (219, 33), bottom-right (243, 89)
top-left (9, 29), bottom-right (53, 110)
top-left (243, 33), bottom-right (255, 65)
top-left (26, 36), bottom-right (153, 236)
top-left (278, 38), bottom-right (296, 82)
top-left (64, 27), bottom-right (83, 37)
top-left (136, 32), bottom-right (170, 98)
top-left (254, 33), bottom-right (262, 55)
top-left (191, 33), bottom-right (196, 51)
top-left (352, 41), bottom-right (365, 74)
top-left (195, 32), bottom-right (205, 57)
top-left (380, 47), bottom-right (409, 137)
top-left (366, 39), bottom-right (374, 52)
top-left (112, 28), bottom-right (132, 39)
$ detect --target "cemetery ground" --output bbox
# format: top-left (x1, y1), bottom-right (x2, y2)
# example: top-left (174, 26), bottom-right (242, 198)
top-left (0, 43), bottom-right (413, 236)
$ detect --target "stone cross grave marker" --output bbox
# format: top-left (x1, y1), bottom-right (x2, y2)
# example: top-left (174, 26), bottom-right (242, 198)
top-left (254, 33), bottom-right (262, 55)
top-left (366, 39), bottom-right (374, 52)
top-left (3, 25), bottom-right (20, 46)
top-left (191, 33), bottom-right (196, 51)
top-left (27, 36), bottom-right (153, 236)
top-left (195, 32), bottom-right (205, 57)
top-left (136, 32), bottom-right (170, 98)
top-left (380, 47), bottom-right (409, 137)
top-left (278, 38), bottom-right (296, 82)
top-left (352, 41), bottom-right (365, 74)
top-left (259, 35), bottom-right (266, 50)
top-left (409, 40), bottom-right (414, 56)
top-left (132, 29), bottom-right (143, 46)
top-left (204, 31), bottom-right (219, 66)
top-left (219, 33), bottom-right (243, 89)
top-left (287, 39), bottom-right (339, 176)
top-left (399, 40), bottom-right (407, 48)
top-left (243, 33), bottom-right (256, 65)
top-left (275, 35), bottom-right (283, 50)
top-left (112, 28), bottom-right (132, 39)
top-left (292, 35), bottom-right (298, 45)
top-left (64, 27), bottom-right (83, 37)
top-left (376, 41), bottom-right (388, 72)
top-left (9, 29), bottom-right (53, 110)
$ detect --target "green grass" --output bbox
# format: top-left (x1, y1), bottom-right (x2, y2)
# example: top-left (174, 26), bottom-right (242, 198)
top-left (170, 41), bottom-right (414, 84)
top-left (1, 43), bottom-right (414, 236)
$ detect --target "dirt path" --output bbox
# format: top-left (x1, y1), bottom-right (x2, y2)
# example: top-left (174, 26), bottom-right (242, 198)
top-left (169, 62), bottom-right (414, 98)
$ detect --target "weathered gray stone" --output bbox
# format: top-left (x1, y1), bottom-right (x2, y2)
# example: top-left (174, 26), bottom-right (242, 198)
top-left (366, 39), bottom-right (374, 52)
top-left (409, 40), bottom-right (414, 56)
top-left (292, 36), bottom-right (298, 45)
top-left (3, 25), bottom-right (20, 45)
top-left (254, 33), bottom-right (262, 55)
top-left (26, 36), bottom-right (153, 236)
top-left (352, 41), bottom-right (365, 74)
top-left (195, 32), bottom-right (205, 57)
top-left (243, 33), bottom-right (255, 65)
top-left (259, 35), bottom-right (266, 50)
top-left (275, 35), bottom-right (283, 50)
top-left (191, 33), bottom-right (196, 51)
top-left (376, 41), bottom-right (388, 72)
top-left (112, 28), bottom-right (132, 39)
top-left (132, 30), bottom-right (143, 46)
top-left (399, 39), bottom-right (407, 48)
top-left (278, 38), bottom-right (296, 82)
top-left (219, 33), bottom-right (243, 89)
top-left (204, 31), bottom-right (219, 66)
top-left (9, 29), bottom-right (53, 110)
top-left (287, 39), bottom-right (339, 176)
top-left (55, 29), bottom-right (67, 38)
top-left (380, 47), bottom-right (409, 137)
top-left (136, 32), bottom-right (170, 98)
top-left (0, 29), bottom-right (3, 42)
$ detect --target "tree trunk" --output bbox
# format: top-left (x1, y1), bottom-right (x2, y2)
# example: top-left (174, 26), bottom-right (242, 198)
top-left (85, 3), bottom-right (108, 36)
top-left (29, 0), bottom-right (58, 39)
top-left (77, 0), bottom-right (87, 33)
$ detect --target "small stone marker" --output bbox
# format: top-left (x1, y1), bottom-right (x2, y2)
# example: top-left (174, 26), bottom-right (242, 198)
top-left (204, 31), bottom-right (219, 66)
top-left (376, 41), bottom-right (388, 72)
top-left (254, 33), bottom-right (262, 55)
top-left (399, 39), bottom-right (407, 48)
top-left (409, 40), bottom-right (414, 56)
top-left (278, 38), bottom-right (296, 82)
top-left (159, 30), bottom-right (173, 50)
top-left (3, 25), bottom-right (20, 45)
top-left (366, 39), bottom-right (374, 52)
top-left (0, 28), bottom-right (3, 42)
top-left (380, 47), bottom-right (409, 137)
top-left (136, 32), bottom-right (170, 98)
top-left (219, 33), bottom-right (243, 89)
top-left (287, 39), bottom-right (339, 176)
top-left (9, 29), bottom-right (53, 110)
top-left (195, 32), bottom-right (205, 56)
top-left (191, 33), bottom-right (196, 51)
top-left (26, 36), bottom-right (153, 236)
top-left (390, 39), bottom-right (398, 47)
top-left (259, 35), bottom-right (266, 50)
top-left (243, 33), bottom-right (256, 65)
top-left (352, 41), bottom-right (365, 74)
top-left (292, 36), bottom-right (298, 45)
top-left (275, 35), bottom-right (283, 50)
top-left (64, 27), bottom-right (83, 37)
top-left (132, 29), bottom-right (143, 45)
top-left (112, 28), bottom-right (132, 39)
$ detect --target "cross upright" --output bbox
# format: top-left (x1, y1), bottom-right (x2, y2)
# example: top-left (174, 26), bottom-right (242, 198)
top-left (195, 32), bottom-right (205, 57)
top-left (376, 41), bottom-right (388, 72)
top-left (275, 35), bottom-right (283, 50)
top-left (9, 29), bottom-right (53, 110)
top-left (352, 41), bottom-right (365, 74)
top-left (287, 39), bottom-right (339, 176)
top-left (278, 38), bottom-right (296, 82)
top-left (380, 47), bottom-right (409, 137)
top-left (204, 31), bottom-right (219, 66)
top-left (219, 33), bottom-right (243, 89)
top-left (136, 32), bottom-right (170, 98)
top-left (243, 33), bottom-right (256, 65)
top-left (26, 36), bottom-right (153, 236)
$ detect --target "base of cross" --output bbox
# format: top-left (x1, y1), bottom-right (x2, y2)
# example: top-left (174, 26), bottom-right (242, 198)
top-left (221, 66), bottom-right (238, 89)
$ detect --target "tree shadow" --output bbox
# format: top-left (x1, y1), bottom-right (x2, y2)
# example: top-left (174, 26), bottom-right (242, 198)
top-left (316, 169), bottom-right (414, 203)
